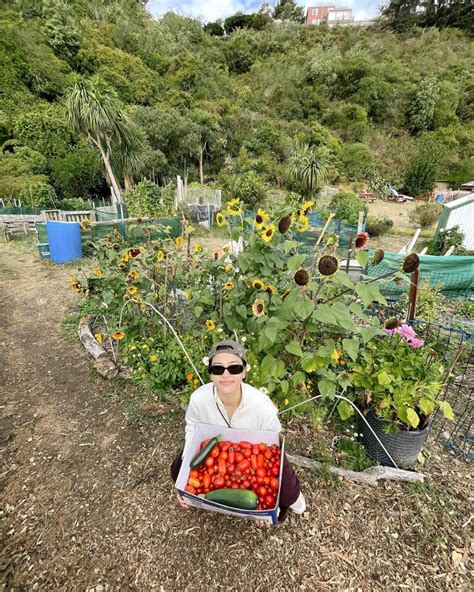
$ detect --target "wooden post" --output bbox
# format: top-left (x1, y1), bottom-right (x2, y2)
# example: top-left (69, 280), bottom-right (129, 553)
top-left (407, 268), bottom-right (420, 322)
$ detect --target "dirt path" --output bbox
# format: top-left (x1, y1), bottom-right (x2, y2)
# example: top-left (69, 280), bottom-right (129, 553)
top-left (1, 244), bottom-right (471, 591)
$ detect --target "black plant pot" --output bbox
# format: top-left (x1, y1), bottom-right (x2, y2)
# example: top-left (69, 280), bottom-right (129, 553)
top-left (359, 410), bottom-right (431, 468)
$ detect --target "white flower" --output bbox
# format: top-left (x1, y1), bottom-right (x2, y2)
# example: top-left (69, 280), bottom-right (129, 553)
top-left (217, 328), bottom-right (223, 333)
top-left (246, 364), bottom-right (251, 372)
top-left (202, 356), bottom-right (210, 366)
top-left (259, 387), bottom-right (268, 395)
top-left (241, 336), bottom-right (247, 343)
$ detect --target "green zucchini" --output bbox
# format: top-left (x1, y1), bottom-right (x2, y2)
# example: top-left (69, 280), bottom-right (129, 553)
top-left (190, 435), bottom-right (222, 468)
top-left (205, 488), bottom-right (258, 510)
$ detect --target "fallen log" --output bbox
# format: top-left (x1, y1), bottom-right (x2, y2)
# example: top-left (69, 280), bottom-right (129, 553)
top-left (94, 357), bottom-right (119, 379)
top-left (286, 452), bottom-right (424, 486)
top-left (78, 316), bottom-right (108, 360)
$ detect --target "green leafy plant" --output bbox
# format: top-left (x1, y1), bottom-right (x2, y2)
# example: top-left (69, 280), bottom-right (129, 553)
top-left (409, 202), bottom-right (442, 228)
top-left (428, 225), bottom-right (465, 255)
top-left (328, 192), bottom-right (367, 224)
top-left (365, 216), bottom-right (394, 236)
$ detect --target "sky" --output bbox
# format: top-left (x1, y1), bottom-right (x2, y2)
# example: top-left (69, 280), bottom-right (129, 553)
top-left (146, 1), bottom-right (384, 23)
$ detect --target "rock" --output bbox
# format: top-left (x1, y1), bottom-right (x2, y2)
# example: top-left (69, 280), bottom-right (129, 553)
top-left (93, 358), bottom-right (119, 379)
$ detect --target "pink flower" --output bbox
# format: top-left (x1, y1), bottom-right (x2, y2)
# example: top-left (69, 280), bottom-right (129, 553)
top-left (397, 324), bottom-right (416, 341)
top-left (354, 232), bottom-right (369, 251)
top-left (409, 337), bottom-right (425, 348)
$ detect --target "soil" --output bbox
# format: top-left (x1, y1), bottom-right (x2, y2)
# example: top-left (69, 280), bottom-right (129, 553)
top-left (1, 242), bottom-right (472, 591)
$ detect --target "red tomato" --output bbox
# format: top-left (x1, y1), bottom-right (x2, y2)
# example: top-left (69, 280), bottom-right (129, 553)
top-left (263, 477), bottom-right (270, 486)
top-left (243, 480), bottom-right (250, 488)
top-left (208, 468), bottom-right (214, 476)
top-left (256, 477), bottom-right (263, 485)
top-left (189, 469), bottom-right (200, 479)
top-left (271, 466), bottom-right (279, 477)
top-left (252, 445), bottom-right (259, 455)
top-left (252, 484), bottom-right (259, 493)
top-left (258, 486), bottom-right (267, 497)
top-left (256, 467), bottom-right (267, 479)
top-left (225, 480), bottom-right (231, 487)
top-left (265, 450), bottom-right (272, 460)
top-left (239, 441), bottom-right (252, 449)
top-left (219, 451), bottom-right (228, 461)
top-left (218, 459), bottom-right (226, 476)
top-left (214, 477), bottom-right (225, 488)
top-left (265, 495), bottom-right (275, 508)
top-left (257, 454), bottom-right (265, 468)
top-left (258, 443), bottom-right (267, 452)
top-left (188, 477), bottom-right (201, 488)
top-left (250, 454), bottom-right (257, 469)
top-left (220, 441), bottom-right (232, 452)
top-left (203, 473), bottom-right (211, 489)
top-left (243, 449), bottom-right (251, 458)
top-left (237, 459), bottom-right (250, 472)
top-left (184, 485), bottom-right (195, 494)
top-left (211, 446), bottom-right (220, 458)
top-left (205, 456), bottom-right (214, 468)
top-left (234, 452), bottom-right (244, 463)
top-left (227, 463), bottom-right (235, 473)
top-left (231, 483), bottom-right (239, 489)
top-left (270, 478), bottom-right (279, 490)
top-left (228, 449), bottom-right (235, 464)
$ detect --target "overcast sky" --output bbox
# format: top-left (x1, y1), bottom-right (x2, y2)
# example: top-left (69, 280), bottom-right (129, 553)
top-left (146, 1), bottom-right (384, 23)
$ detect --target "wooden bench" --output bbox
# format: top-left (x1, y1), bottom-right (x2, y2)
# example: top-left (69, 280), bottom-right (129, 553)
top-left (3, 219), bottom-right (38, 241)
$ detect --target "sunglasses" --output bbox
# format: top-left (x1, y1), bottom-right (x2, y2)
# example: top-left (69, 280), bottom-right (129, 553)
top-left (208, 364), bottom-right (245, 376)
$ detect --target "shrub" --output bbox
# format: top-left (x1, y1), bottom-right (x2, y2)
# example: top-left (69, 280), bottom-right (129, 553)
top-left (225, 171), bottom-right (267, 210)
top-left (18, 181), bottom-right (58, 209)
top-left (409, 202), bottom-right (442, 228)
top-left (329, 192), bottom-right (367, 225)
top-left (428, 225), bottom-right (465, 255)
top-left (403, 155), bottom-right (437, 197)
top-left (124, 179), bottom-right (174, 218)
top-left (365, 216), bottom-right (394, 236)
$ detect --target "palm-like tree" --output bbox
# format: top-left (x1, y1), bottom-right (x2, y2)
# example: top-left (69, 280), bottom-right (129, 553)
top-left (65, 78), bottom-right (140, 205)
top-left (286, 141), bottom-right (330, 200)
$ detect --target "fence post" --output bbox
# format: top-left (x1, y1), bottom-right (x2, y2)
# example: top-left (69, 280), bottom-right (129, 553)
top-left (407, 268), bottom-right (420, 322)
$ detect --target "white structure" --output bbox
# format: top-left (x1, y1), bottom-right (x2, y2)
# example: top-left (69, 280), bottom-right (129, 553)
top-left (436, 193), bottom-right (474, 250)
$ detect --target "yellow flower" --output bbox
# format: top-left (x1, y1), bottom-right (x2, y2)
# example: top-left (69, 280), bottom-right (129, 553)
top-left (149, 354), bottom-right (158, 362)
top-left (254, 208), bottom-right (270, 229)
top-left (156, 250), bottom-right (165, 261)
top-left (295, 215), bottom-right (309, 233)
top-left (216, 212), bottom-right (227, 227)
top-left (261, 224), bottom-right (276, 243)
top-left (224, 281), bottom-right (234, 291)
top-left (265, 284), bottom-right (276, 295)
top-left (128, 286), bottom-right (138, 295)
top-left (121, 253), bottom-right (129, 263)
top-left (94, 332), bottom-right (103, 344)
top-left (69, 275), bottom-right (78, 286)
top-left (142, 343), bottom-right (149, 350)
top-left (226, 197), bottom-right (243, 216)
top-left (93, 267), bottom-right (103, 278)
top-left (130, 345), bottom-right (137, 350)
top-left (300, 200), bottom-right (314, 215)
top-left (252, 298), bottom-right (266, 317)
top-left (331, 349), bottom-right (342, 364)
top-left (284, 398), bottom-right (289, 406)
top-left (186, 373), bottom-right (194, 381)
top-left (175, 236), bottom-right (185, 249)
top-left (193, 378), bottom-right (200, 387)
top-left (184, 289), bottom-right (192, 300)
top-left (193, 244), bottom-right (202, 253)
top-left (127, 269), bottom-right (139, 281)
top-left (112, 331), bottom-right (125, 341)
top-left (80, 218), bottom-right (91, 231)
top-left (223, 246), bottom-right (230, 254)
top-left (252, 279), bottom-right (264, 291)
top-left (205, 319), bottom-right (216, 330)
top-left (224, 263), bottom-right (232, 273)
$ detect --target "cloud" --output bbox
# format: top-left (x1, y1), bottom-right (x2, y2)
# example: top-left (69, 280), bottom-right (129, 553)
top-left (146, 1), bottom-right (382, 23)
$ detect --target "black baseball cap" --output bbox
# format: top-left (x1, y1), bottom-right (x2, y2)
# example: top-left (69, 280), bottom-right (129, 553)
top-left (208, 340), bottom-right (247, 364)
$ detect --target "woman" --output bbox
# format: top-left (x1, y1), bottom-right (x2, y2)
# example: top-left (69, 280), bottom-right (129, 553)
top-left (171, 340), bottom-right (306, 524)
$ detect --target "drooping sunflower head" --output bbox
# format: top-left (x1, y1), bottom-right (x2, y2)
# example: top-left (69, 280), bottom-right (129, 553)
top-left (300, 200), bottom-right (314, 215)
top-left (385, 318), bottom-right (401, 330)
top-left (324, 232), bottom-right (338, 248)
top-left (205, 319), bottom-right (216, 331)
top-left (295, 214), bottom-right (309, 233)
top-left (372, 249), bottom-right (385, 266)
top-left (278, 214), bottom-right (292, 234)
top-left (127, 269), bottom-right (140, 281)
top-left (252, 298), bottom-right (266, 317)
top-left (216, 211), bottom-right (227, 227)
top-left (317, 255), bottom-right (339, 276)
top-left (294, 269), bottom-right (310, 286)
top-left (402, 253), bottom-right (420, 273)
top-left (252, 279), bottom-right (264, 291)
top-left (265, 284), bottom-right (276, 295)
top-left (354, 232), bottom-right (369, 251)
top-left (261, 224), bottom-right (276, 243)
top-left (128, 247), bottom-right (143, 258)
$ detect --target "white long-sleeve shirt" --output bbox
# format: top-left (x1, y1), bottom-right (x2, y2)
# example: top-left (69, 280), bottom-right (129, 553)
top-left (183, 382), bottom-right (281, 458)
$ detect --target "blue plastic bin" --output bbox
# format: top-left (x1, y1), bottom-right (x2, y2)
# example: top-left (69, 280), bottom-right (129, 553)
top-left (46, 221), bottom-right (82, 264)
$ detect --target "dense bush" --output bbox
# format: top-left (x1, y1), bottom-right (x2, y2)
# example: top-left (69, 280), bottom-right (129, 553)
top-left (365, 216), bottom-right (394, 236)
top-left (124, 179), bottom-right (174, 218)
top-left (329, 192), bottom-right (367, 225)
top-left (18, 181), bottom-right (58, 209)
top-left (409, 202), bottom-right (442, 228)
top-left (224, 171), bottom-right (268, 210)
top-left (428, 225), bottom-right (465, 255)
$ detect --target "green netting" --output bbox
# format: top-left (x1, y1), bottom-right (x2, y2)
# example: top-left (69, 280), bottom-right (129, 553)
top-left (95, 209), bottom-right (118, 222)
top-left (366, 250), bottom-right (474, 299)
top-left (298, 214), bottom-right (361, 256)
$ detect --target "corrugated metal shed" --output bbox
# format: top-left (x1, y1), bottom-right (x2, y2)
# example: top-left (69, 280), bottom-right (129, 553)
top-left (437, 193), bottom-right (474, 250)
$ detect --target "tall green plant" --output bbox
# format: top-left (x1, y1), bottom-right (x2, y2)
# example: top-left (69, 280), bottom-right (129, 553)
top-left (286, 141), bottom-right (329, 200)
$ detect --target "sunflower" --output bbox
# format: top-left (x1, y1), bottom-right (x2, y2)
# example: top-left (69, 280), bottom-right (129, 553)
top-left (127, 269), bottom-right (140, 281)
top-left (252, 298), bottom-right (266, 317)
top-left (278, 215), bottom-right (292, 234)
top-left (261, 224), bottom-right (276, 243)
top-left (205, 319), bottom-right (216, 330)
top-left (226, 197), bottom-right (243, 216)
top-left (156, 250), bottom-right (165, 261)
top-left (216, 212), bottom-right (227, 227)
top-left (295, 215), bottom-right (309, 233)
top-left (331, 349), bottom-right (342, 364)
top-left (121, 253), bottom-right (130, 263)
top-left (128, 247), bottom-right (144, 258)
top-left (175, 236), bottom-right (185, 249)
top-left (224, 281), bottom-right (234, 290)
top-left (224, 263), bottom-right (232, 273)
top-left (372, 249), bottom-right (385, 266)
top-left (112, 331), bottom-right (125, 341)
top-left (402, 253), bottom-right (420, 273)
top-left (317, 255), bottom-right (339, 276)
top-left (128, 286), bottom-right (138, 295)
top-left (184, 289), bottom-right (192, 300)
top-left (265, 284), bottom-right (276, 295)
top-left (193, 244), bottom-right (203, 253)
top-left (294, 269), bottom-right (309, 286)
top-left (149, 354), bottom-right (158, 363)
top-left (93, 267), bottom-right (103, 278)
top-left (252, 279), bottom-right (265, 291)
top-left (113, 228), bottom-right (122, 239)
top-left (80, 218), bottom-right (91, 231)
top-left (254, 208), bottom-right (270, 229)
top-left (354, 232), bottom-right (369, 251)
top-left (300, 200), bottom-right (314, 215)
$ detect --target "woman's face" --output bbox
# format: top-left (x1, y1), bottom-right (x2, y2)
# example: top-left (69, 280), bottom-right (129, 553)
top-left (210, 353), bottom-right (246, 397)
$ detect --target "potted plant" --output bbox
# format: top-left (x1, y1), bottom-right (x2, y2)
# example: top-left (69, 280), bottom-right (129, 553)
top-left (346, 323), bottom-right (454, 468)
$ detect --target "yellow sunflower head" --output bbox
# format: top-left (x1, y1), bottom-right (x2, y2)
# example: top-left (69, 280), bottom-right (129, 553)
top-left (224, 263), bottom-right (232, 273)
top-left (295, 215), bottom-right (309, 233)
top-left (224, 281), bottom-right (234, 291)
top-left (252, 298), bottom-right (266, 318)
top-left (156, 250), bottom-right (165, 261)
top-left (216, 212), bottom-right (227, 227)
top-left (127, 286), bottom-right (138, 295)
top-left (193, 244), bottom-right (203, 253)
top-left (265, 284), bottom-right (276, 295)
top-left (226, 198), bottom-right (243, 216)
top-left (252, 279), bottom-right (264, 291)
top-left (127, 269), bottom-right (139, 281)
top-left (175, 236), bottom-right (185, 249)
top-left (93, 267), bottom-right (103, 278)
top-left (261, 224), bottom-right (276, 243)
top-left (149, 354), bottom-right (158, 363)
top-left (300, 200), bottom-right (314, 215)
top-left (205, 319), bottom-right (216, 330)
top-left (121, 253), bottom-right (130, 263)
top-left (112, 331), bottom-right (125, 341)
top-left (254, 208), bottom-right (269, 229)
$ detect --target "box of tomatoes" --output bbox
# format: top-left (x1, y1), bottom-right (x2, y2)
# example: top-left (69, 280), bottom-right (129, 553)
top-left (176, 423), bottom-right (284, 525)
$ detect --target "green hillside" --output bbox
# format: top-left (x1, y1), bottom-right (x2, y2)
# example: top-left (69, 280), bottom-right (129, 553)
top-left (0, 0), bottom-right (473, 208)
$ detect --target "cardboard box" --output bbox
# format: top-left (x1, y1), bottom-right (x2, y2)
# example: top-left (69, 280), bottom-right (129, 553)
top-left (176, 423), bottom-right (284, 526)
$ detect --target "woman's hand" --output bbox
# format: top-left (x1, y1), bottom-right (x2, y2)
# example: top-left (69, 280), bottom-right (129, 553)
top-left (254, 519), bottom-right (271, 528)
top-left (176, 492), bottom-right (190, 509)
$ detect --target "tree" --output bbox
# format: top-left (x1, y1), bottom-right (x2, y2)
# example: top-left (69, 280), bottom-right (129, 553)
top-left (273, 0), bottom-right (304, 23)
top-left (340, 143), bottom-right (375, 181)
top-left (403, 153), bottom-right (437, 197)
top-left (203, 21), bottom-right (224, 36)
top-left (189, 107), bottom-right (222, 184)
top-left (64, 78), bottom-right (140, 204)
top-left (286, 141), bottom-right (330, 199)
top-left (408, 78), bottom-right (440, 134)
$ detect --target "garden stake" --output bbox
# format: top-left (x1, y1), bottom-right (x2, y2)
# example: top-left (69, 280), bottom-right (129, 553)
top-left (345, 234), bottom-right (353, 275)
top-left (407, 269), bottom-right (420, 322)
top-left (315, 212), bottom-right (335, 246)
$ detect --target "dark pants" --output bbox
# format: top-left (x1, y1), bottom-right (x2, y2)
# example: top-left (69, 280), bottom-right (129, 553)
top-left (171, 450), bottom-right (301, 522)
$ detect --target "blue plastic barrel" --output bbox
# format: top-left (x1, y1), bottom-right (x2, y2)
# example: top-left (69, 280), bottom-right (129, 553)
top-left (46, 221), bottom-right (82, 264)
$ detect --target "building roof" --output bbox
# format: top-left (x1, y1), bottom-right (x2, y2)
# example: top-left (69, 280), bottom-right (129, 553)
top-left (442, 193), bottom-right (474, 210)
